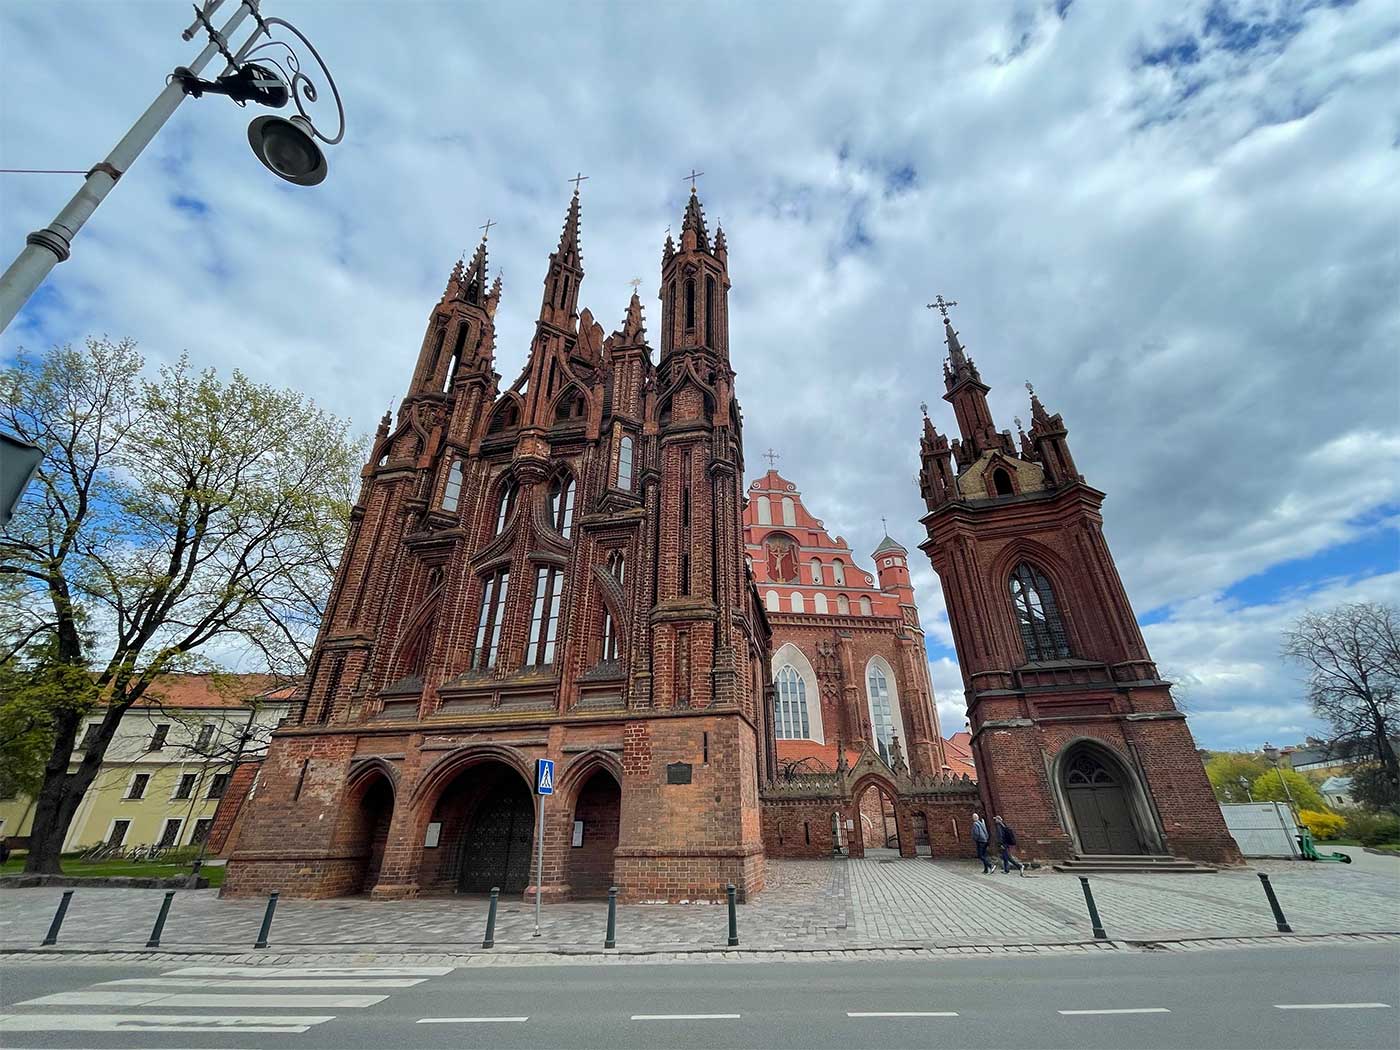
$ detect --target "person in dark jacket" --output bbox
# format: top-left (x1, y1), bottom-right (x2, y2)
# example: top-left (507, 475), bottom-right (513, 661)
top-left (971, 812), bottom-right (992, 873)
top-left (994, 815), bottom-right (1026, 876)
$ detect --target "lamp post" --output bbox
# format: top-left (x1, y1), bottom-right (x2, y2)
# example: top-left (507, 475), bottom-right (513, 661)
top-left (1237, 775), bottom-right (1254, 803)
top-left (0, 0), bottom-right (344, 333)
top-left (1261, 742), bottom-right (1297, 812)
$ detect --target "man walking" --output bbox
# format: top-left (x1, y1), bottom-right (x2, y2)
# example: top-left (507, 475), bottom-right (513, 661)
top-left (971, 812), bottom-right (992, 873)
top-left (994, 815), bottom-right (1026, 876)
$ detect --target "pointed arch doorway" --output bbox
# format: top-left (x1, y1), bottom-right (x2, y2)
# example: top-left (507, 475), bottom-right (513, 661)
top-left (1061, 746), bottom-right (1145, 855)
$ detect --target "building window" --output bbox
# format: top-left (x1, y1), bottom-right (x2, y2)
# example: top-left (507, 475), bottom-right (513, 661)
top-left (685, 278), bottom-right (696, 329)
top-left (526, 567), bottom-right (564, 666)
top-left (765, 590), bottom-right (779, 612)
top-left (860, 596), bottom-right (873, 616)
top-left (173, 773), bottom-right (198, 800)
top-left (493, 478), bottom-right (517, 534)
top-left (108, 819), bottom-right (131, 846)
top-left (157, 818), bottom-right (183, 848)
top-left (781, 496), bottom-right (796, 526)
top-left (207, 772), bottom-right (231, 799)
top-left (190, 818), bottom-right (214, 846)
top-left (705, 275), bottom-right (717, 342)
top-left (616, 435), bottom-right (634, 491)
top-left (472, 570), bottom-right (511, 669)
top-left (1009, 562), bottom-right (1072, 661)
top-left (774, 666), bottom-right (811, 740)
top-left (126, 773), bottom-right (150, 800)
top-left (550, 473), bottom-right (575, 538)
top-left (607, 549), bottom-right (626, 585)
top-left (195, 723), bottom-right (214, 751)
top-left (148, 724), bottom-right (170, 751)
top-left (993, 467), bottom-right (1014, 496)
top-left (831, 559), bottom-right (846, 586)
top-left (789, 592), bottom-right (805, 613)
top-left (601, 608), bottom-right (620, 662)
top-left (837, 594), bottom-right (850, 615)
top-left (810, 559), bottom-right (823, 585)
top-left (755, 496), bottom-right (771, 525)
top-left (442, 459), bottom-right (464, 512)
top-left (813, 593), bottom-right (828, 614)
top-left (866, 665), bottom-right (895, 765)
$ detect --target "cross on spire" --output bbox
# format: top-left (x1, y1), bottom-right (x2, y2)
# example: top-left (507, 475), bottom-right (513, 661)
top-left (568, 171), bottom-right (589, 191)
top-left (926, 294), bottom-right (958, 321)
top-left (763, 448), bottom-right (780, 468)
top-left (478, 218), bottom-right (496, 236)
top-left (683, 168), bottom-right (705, 191)
top-left (881, 515), bottom-right (888, 534)
top-left (628, 277), bottom-right (642, 291)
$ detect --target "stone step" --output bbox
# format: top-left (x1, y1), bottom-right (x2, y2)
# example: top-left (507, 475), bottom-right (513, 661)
top-left (1053, 853), bottom-right (1217, 874)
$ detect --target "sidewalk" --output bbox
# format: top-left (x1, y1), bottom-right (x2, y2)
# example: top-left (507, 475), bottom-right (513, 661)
top-left (2, 856), bottom-right (1396, 959)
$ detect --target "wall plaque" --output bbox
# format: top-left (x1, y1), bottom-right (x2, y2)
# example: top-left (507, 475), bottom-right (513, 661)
top-left (666, 762), bottom-right (693, 785)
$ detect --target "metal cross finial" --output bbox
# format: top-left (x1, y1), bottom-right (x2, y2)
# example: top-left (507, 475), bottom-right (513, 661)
top-left (628, 277), bottom-right (643, 291)
top-left (568, 172), bottom-right (589, 191)
top-left (479, 218), bottom-right (496, 237)
top-left (683, 168), bottom-right (705, 190)
top-left (1025, 380), bottom-right (1036, 397)
top-left (926, 294), bottom-right (958, 321)
top-left (881, 515), bottom-right (888, 534)
top-left (764, 448), bottom-right (780, 468)
top-left (920, 401), bottom-right (929, 417)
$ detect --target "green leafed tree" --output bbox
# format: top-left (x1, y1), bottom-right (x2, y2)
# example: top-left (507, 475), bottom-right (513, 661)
top-left (1249, 767), bottom-right (1327, 812)
top-left (1204, 752), bottom-right (1270, 803)
top-left (0, 338), bottom-right (359, 873)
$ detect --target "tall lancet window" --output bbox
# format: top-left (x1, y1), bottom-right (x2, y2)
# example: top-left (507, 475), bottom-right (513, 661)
top-left (774, 666), bottom-right (810, 740)
top-left (526, 567), bottom-right (564, 665)
top-left (472, 570), bottom-right (510, 670)
top-left (550, 473), bottom-right (575, 538)
top-left (866, 664), bottom-right (895, 765)
top-left (441, 459), bottom-right (463, 512)
top-left (601, 608), bottom-right (620, 662)
top-left (494, 478), bottom-right (517, 535)
top-left (705, 275), bottom-right (716, 343)
top-left (684, 278), bottom-right (696, 329)
top-left (616, 434), bottom-right (634, 490)
top-left (1009, 562), bottom-right (1071, 661)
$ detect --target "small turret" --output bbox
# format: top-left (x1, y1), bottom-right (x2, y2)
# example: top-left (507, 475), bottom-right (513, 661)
top-left (1025, 382), bottom-right (1079, 486)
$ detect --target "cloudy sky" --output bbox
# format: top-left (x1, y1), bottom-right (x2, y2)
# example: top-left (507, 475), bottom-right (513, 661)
top-left (3, 0), bottom-right (1396, 750)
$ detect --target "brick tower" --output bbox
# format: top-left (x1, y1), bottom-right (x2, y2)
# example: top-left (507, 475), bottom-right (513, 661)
top-left (915, 305), bottom-right (1240, 866)
top-left (224, 187), bottom-right (771, 902)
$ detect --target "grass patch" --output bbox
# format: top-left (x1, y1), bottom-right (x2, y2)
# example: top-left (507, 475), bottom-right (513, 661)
top-left (1, 851), bottom-right (224, 887)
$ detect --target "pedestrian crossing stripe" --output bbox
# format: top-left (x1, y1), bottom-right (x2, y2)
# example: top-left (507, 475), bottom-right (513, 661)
top-left (536, 758), bottom-right (554, 795)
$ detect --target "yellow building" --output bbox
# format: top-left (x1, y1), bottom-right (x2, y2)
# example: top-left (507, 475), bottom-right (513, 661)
top-left (0, 674), bottom-right (292, 853)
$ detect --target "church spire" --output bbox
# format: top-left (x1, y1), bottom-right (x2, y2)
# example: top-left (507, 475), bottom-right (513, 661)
top-left (681, 187), bottom-right (710, 253)
top-left (616, 288), bottom-right (647, 346)
top-left (538, 189), bottom-right (585, 328)
top-left (557, 188), bottom-right (583, 269)
top-left (463, 232), bottom-right (489, 304)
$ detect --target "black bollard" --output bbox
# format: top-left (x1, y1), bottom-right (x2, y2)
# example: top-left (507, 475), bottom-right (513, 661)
top-left (482, 887), bottom-right (499, 949)
top-left (604, 886), bottom-right (617, 949)
top-left (1078, 876), bottom-right (1108, 940)
top-left (1257, 872), bottom-right (1292, 932)
top-left (146, 890), bottom-right (176, 948)
top-left (726, 883), bottom-right (739, 947)
top-left (41, 890), bottom-right (74, 946)
top-left (253, 891), bottom-right (279, 949)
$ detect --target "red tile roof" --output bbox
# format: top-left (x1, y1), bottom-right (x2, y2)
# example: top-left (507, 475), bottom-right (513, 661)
top-left (127, 673), bottom-right (296, 710)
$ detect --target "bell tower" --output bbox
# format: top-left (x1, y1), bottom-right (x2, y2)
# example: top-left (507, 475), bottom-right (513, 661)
top-left (914, 300), bottom-right (1240, 867)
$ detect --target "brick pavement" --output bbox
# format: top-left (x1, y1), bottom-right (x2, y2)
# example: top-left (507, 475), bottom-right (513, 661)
top-left (1, 856), bottom-right (1396, 958)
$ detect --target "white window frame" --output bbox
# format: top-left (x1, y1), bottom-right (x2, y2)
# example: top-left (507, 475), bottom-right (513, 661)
top-left (616, 434), bottom-right (634, 491)
top-left (781, 496), bottom-right (796, 526)
top-left (124, 770), bottom-right (151, 800)
top-left (188, 816), bottom-right (214, 847)
top-left (441, 458), bottom-right (464, 512)
top-left (755, 495), bottom-right (771, 525)
top-left (103, 818), bottom-right (131, 846)
top-left (170, 771), bottom-right (200, 801)
top-left (813, 592), bottom-right (828, 614)
top-left (157, 817), bottom-right (184, 849)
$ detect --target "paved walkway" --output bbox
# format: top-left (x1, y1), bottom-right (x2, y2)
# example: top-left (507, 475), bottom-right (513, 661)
top-left (1, 857), bottom-right (1396, 956)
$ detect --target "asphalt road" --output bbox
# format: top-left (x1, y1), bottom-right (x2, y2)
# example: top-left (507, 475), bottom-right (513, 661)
top-left (1, 941), bottom-right (1397, 1049)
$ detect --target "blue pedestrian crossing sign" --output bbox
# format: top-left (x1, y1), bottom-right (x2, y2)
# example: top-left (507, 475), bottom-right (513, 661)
top-left (536, 758), bottom-right (555, 795)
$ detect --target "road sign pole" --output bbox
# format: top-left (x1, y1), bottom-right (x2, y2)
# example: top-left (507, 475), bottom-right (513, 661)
top-left (533, 793), bottom-right (545, 937)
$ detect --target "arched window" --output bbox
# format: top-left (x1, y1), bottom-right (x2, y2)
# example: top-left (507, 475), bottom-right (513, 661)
top-left (526, 567), bottom-right (564, 665)
top-left (549, 474), bottom-right (575, 538)
top-left (774, 666), bottom-right (811, 740)
top-left (442, 324), bottom-right (468, 392)
top-left (866, 664), bottom-right (895, 765)
top-left (705, 275), bottom-right (717, 343)
top-left (781, 496), bottom-right (796, 526)
top-left (472, 570), bottom-right (510, 669)
top-left (600, 607), bottom-right (620, 662)
top-left (993, 467), bottom-right (1014, 496)
top-left (810, 559), bottom-right (823, 585)
top-left (441, 459), bottom-right (463, 512)
top-left (493, 478), bottom-right (517, 535)
top-left (859, 596), bottom-right (873, 616)
top-left (685, 278), bottom-right (696, 329)
top-left (832, 559), bottom-right (846, 586)
top-left (555, 390), bottom-right (586, 422)
top-left (607, 549), bottom-right (626, 585)
top-left (790, 592), bottom-right (805, 613)
top-left (616, 434), bottom-right (634, 491)
top-left (837, 594), bottom-right (850, 615)
top-left (487, 400), bottom-right (519, 434)
top-left (756, 496), bottom-right (771, 525)
top-left (814, 593), bottom-right (828, 614)
top-left (1010, 562), bottom-right (1071, 661)
top-left (765, 590), bottom-right (779, 612)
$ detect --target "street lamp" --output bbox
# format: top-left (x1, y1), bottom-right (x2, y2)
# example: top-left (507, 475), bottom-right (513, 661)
top-left (0, 0), bottom-right (345, 333)
top-left (1261, 741), bottom-right (1297, 811)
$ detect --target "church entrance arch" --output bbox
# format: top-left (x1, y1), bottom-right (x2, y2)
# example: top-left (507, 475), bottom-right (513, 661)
top-left (855, 780), bottom-right (901, 855)
top-left (419, 757), bottom-right (536, 895)
top-left (567, 768), bottom-right (621, 898)
top-left (1059, 743), bottom-right (1146, 855)
top-left (340, 768), bottom-right (395, 895)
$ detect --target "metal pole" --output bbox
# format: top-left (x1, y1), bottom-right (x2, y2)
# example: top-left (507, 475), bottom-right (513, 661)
top-left (604, 886), bottom-right (617, 949)
top-left (146, 890), bottom-right (176, 948)
top-left (0, 1), bottom-right (260, 333)
top-left (40, 890), bottom-right (74, 946)
top-left (482, 887), bottom-right (499, 949)
top-left (726, 883), bottom-right (739, 947)
top-left (253, 890), bottom-right (279, 949)
top-left (1078, 876), bottom-right (1108, 940)
top-left (1257, 873), bottom-right (1292, 932)
top-left (532, 793), bottom-right (545, 938)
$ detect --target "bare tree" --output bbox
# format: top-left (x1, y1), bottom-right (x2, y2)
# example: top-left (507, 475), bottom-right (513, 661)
top-left (0, 339), bottom-right (359, 873)
top-left (1282, 602), bottom-right (1400, 808)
